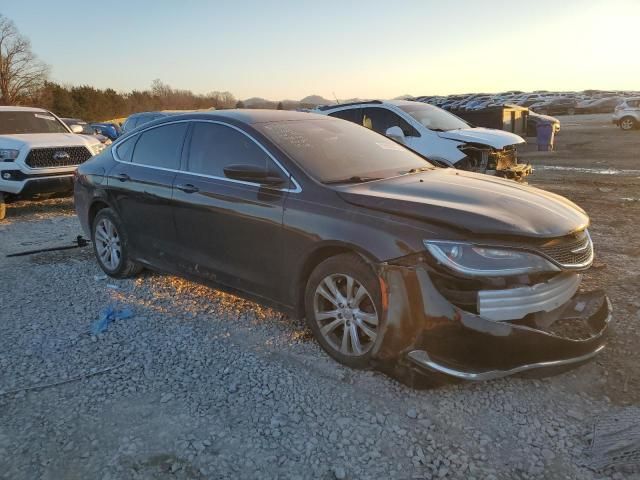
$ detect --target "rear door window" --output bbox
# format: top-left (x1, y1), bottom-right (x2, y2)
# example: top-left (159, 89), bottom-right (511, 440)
top-left (361, 107), bottom-right (419, 137)
top-left (328, 108), bottom-right (362, 124)
top-left (186, 122), bottom-right (272, 179)
top-left (131, 123), bottom-right (187, 170)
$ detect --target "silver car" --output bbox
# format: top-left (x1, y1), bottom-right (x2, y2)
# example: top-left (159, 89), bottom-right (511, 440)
top-left (613, 97), bottom-right (640, 131)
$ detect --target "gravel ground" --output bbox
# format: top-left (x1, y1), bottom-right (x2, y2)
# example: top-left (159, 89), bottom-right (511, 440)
top-left (1, 115), bottom-right (639, 479)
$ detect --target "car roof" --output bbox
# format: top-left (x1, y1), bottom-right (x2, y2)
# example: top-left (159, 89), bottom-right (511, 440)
top-left (318, 99), bottom-right (427, 111)
top-left (128, 109), bottom-right (329, 129)
top-left (127, 111), bottom-right (169, 118)
top-left (177, 109), bottom-right (327, 124)
top-left (0, 106), bottom-right (49, 113)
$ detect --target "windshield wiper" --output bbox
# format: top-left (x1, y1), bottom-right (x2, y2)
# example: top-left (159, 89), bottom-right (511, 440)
top-left (323, 176), bottom-right (383, 185)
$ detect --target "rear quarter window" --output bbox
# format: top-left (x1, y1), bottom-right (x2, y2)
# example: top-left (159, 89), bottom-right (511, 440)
top-left (115, 135), bottom-right (138, 162)
top-left (123, 117), bottom-right (138, 132)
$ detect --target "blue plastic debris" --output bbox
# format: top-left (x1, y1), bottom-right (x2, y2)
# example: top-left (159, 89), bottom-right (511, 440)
top-left (91, 306), bottom-right (134, 335)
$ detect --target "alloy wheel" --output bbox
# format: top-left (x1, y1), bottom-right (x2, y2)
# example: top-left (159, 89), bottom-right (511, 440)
top-left (94, 217), bottom-right (122, 270)
top-left (621, 119), bottom-right (634, 131)
top-left (313, 273), bottom-right (378, 356)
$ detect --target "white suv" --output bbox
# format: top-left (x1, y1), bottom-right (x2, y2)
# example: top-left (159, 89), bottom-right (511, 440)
top-left (613, 98), bottom-right (640, 131)
top-left (315, 100), bottom-right (530, 180)
top-left (0, 106), bottom-right (104, 219)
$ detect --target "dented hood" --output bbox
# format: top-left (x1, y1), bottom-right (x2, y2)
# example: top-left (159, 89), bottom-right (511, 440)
top-left (337, 169), bottom-right (589, 238)
top-left (437, 127), bottom-right (525, 149)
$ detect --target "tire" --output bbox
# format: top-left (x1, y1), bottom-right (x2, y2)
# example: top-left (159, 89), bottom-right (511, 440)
top-left (91, 208), bottom-right (142, 278)
top-left (567, 108), bottom-right (575, 115)
top-left (0, 192), bottom-right (5, 221)
top-left (620, 117), bottom-right (636, 131)
top-left (304, 253), bottom-right (381, 369)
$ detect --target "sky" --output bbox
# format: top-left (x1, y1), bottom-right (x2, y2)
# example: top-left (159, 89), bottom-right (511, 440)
top-left (2, 0), bottom-right (639, 100)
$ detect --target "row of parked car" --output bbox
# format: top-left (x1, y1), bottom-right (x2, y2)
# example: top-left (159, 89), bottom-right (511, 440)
top-left (414, 90), bottom-right (639, 117)
top-left (3, 92), bottom-right (637, 219)
top-left (61, 118), bottom-right (122, 144)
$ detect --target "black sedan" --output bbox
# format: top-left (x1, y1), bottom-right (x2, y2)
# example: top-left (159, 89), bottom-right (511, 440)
top-left (74, 110), bottom-right (610, 385)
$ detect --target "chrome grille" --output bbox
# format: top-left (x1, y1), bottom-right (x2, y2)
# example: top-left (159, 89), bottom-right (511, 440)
top-left (538, 230), bottom-right (593, 268)
top-left (25, 146), bottom-right (92, 168)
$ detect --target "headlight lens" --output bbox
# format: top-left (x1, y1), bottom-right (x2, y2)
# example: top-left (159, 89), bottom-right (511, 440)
top-left (423, 240), bottom-right (560, 277)
top-left (89, 143), bottom-right (106, 156)
top-left (0, 149), bottom-right (19, 161)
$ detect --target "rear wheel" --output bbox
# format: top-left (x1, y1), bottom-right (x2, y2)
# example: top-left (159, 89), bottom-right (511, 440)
top-left (92, 208), bottom-right (142, 278)
top-left (620, 117), bottom-right (636, 131)
top-left (304, 254), bottom-right (381, 369)
top-left (0, 193), bottom-right (5, 220)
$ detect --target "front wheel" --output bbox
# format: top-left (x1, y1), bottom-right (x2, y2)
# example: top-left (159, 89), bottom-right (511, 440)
top-left (620, 117), bottom-right (636, 131)
top-left (92, 208), bottom-right (142, 278)
top-left (567, 108), bottom-right (575, 115)
top-left (304, 254), bottom-right (381, 369)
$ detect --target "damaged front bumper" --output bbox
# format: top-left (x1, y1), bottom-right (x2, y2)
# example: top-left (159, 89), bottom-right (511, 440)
top-left (493, 162), bottom-right (532, 181)
top-left (371, 262), bottom-right (611, 383)
top-left (459, 144), bottom-right (532, 181)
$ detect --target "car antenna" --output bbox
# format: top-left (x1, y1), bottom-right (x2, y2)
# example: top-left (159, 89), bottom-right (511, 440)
top-left (333, 91), bottom-right (340, 104)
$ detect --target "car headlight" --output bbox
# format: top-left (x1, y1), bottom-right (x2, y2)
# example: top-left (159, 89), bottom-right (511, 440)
top-left (423, 240), bottom-right (560, 277)
top-left (0, 149), bottom-right (20, 161)
top-left (89, 143), bottom-right (106, 156)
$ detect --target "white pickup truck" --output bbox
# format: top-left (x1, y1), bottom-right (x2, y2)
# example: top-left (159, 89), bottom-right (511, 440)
top-left (0, 106), bottom-right (105, 219)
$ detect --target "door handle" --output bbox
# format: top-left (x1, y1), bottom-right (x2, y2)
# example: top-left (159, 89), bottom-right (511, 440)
top-left (175, 183), bottom-right (199, 194)
top-left (114, 173), bottom-right (130, 182)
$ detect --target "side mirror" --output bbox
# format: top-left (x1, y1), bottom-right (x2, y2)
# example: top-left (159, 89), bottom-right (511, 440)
top-left (223, 164), bottom-right (285, 186)
top-left (385, 126), bottom-right (406, 144)
top-left (70, 124), bottom-right (83, 134)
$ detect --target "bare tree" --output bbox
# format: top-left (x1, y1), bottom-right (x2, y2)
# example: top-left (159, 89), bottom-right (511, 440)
top-left (0, 15), bottom-right (49, 105)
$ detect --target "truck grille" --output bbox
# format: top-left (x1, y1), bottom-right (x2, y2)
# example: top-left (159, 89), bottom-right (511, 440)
top-left (538, 230), bottom-right (593, 268)
top-left (25, 146), bottom-right (92, 168)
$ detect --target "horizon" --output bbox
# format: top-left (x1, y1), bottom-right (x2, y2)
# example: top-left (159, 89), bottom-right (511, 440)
top-left (2, 0), bottom-right (639, 100)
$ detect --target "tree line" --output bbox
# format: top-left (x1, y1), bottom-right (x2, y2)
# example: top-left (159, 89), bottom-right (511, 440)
top-left (34, 80), bottom-right (238, 121)
top-left (0, 14), bottom-right (238, 121)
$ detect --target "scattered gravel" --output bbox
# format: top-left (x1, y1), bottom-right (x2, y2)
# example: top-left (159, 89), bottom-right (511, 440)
top-left (1, 117), bottom-right (639, 480)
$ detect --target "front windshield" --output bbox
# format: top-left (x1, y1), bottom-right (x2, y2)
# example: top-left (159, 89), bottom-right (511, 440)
top-left (397, 103), bottom-right (469, 131)
top-left (0, 111), bottom-right (69, 134)
top-left (256, 118), bottom-right (433, 183)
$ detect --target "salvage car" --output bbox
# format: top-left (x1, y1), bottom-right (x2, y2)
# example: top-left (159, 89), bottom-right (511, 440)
top-left (315, 100), bottom-right (531, 181)
top-left (612, 97), bottom-right (640, 131)
top-left (61, 118), bottom-right (112, 144)
top-left (121, 111), bottom-right (172, 133)
top-left (90, 122), bottom-right (122, 141)
top-left (0, 106), bottom-right (105, 220)
top-left (529, 97), bottom-right (577, 116)
top-left (576, 97), bottom-right (622, 114)
top-left (74, 110), bottom-right (610, 384)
